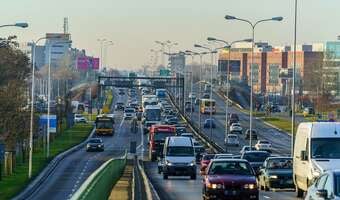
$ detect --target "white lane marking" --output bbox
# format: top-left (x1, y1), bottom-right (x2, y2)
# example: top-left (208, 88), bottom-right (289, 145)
top-left (263, 195), bottom-right (271, 199)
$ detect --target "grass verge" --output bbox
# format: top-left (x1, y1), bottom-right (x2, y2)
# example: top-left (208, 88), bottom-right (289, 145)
top-left (0, 123), bottom-right (93, 200)
top-left (262, 117), bottom-right (292, 133)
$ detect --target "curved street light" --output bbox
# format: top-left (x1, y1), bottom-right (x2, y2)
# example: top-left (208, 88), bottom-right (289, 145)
top-left (225, 14), bottom-right (283, 148)
top-left (0, 22), bottom-right (29, 28)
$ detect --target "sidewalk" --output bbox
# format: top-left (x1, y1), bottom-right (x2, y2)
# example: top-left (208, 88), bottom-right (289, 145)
top-left (108, 161), bottom-right (133, 200)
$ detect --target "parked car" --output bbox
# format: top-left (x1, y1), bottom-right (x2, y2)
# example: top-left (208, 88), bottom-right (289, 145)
top-left (202, 159), bottom-right (259, 200)
top-left (255, 140), bottom-right (272, 152)
top-left (225, 134), bottom-right (240, 147)
top-left (204, 118), bottom-right (216, 129)
top-left (245, 129), bottom-right (258, 140)
top-left (86, 138), bottom-right (104, 152)
top-left (241, 151), bottom-right (271, 173)
top-left (305, 169), bottom-right (340, 200)
top-left (200, 154), bottom-right (215, 175)
top-left (74, 114), bottom-right (87, 123)
top-left (230, 122), bottom-right (243, 134)
top-left (240, 145), bottom-right (257, 154)
top-left (258, 157), bottom-right (294, 191)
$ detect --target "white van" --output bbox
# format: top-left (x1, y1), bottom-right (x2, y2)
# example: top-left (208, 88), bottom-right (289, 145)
top-left (162, 136), bottom-right (197, 180)
top-left (293, 122), bottom-right (340, 197)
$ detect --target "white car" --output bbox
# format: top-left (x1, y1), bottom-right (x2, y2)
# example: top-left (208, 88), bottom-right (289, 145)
top-left (74, 114), bottom-right (87, 123)
top-left (188, 92), bottom-right (197, 99)
top-left (225, 134), bottom-right (240, 146)
top-left (239, 145), bottom-right (257, 154)
top-left (255, 140), bottom-right (272, 152)
top-left (305, 170), bottom-right (340, 200)
top-left (124, 107), bottom-right (136, 119)
top-left (230, 123), bottom-right (243, 134)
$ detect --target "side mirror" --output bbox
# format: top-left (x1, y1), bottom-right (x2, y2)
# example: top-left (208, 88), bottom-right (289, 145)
top-left (300, 150), bottom-right (308, 161)
top-left (316, 189), bottom-right (328, 199)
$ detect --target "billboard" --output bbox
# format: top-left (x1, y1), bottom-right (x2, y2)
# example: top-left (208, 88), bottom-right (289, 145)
top-left (77, 57), bottom-right (100, 70)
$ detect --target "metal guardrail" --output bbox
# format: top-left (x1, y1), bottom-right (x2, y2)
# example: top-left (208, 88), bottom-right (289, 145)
top-left (71, 153), bottom-right (127, 200)
top-left (167, 93), bottom-right (224, 153)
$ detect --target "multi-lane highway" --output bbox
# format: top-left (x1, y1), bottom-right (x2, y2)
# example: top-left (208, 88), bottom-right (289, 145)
top-left (25, 90), bottom-right (141, 200)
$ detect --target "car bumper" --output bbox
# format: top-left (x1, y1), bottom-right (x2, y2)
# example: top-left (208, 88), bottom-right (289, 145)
top-left (267, 178), bottom-right (294, 189)
top-left (86, 146), bottom-right (104, 151)
top-left (204, 188), bottom-right (258, 200)
top-left (163, 165), bottom-right (196, 176)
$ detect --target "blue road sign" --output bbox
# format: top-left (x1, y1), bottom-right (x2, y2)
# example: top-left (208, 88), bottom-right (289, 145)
top-left (0, 143), bottom-right (4, 160)
top-left (39, 115), bottom-right (57, 133)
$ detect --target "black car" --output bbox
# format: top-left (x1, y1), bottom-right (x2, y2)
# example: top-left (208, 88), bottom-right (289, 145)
top-left (245, 129), bottom-right (258, 140)
top-left (203, 118), bottom-right (216, 128)
top-left (175, 126), bottom-right (187, 136)
top-left (86, 138), bottom-right (104, 152)
top-left (258, 157), bottom-right (294, 191)
top-left (165, 117), bottom-right (178, 125)
top-left (241, 151), bottom-right (271, 173)
top-left (115, 102), bottom-right (125, 110)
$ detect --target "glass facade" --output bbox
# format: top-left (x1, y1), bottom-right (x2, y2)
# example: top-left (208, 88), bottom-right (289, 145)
top-left (269, 64), bottom-right (280, 84)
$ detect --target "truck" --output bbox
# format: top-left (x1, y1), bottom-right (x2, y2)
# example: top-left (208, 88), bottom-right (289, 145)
top-left (293, 122), bottom-right (340, 197)
top-left (143, 105), bottom-right (162, 134)
top-left (148, 125), bottom-right (176, 161)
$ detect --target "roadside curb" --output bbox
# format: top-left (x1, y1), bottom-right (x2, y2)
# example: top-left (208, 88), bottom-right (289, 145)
top-left (262, 121), bottom-right (290, 135)
top-left (13, 127), bottom-right (95, 200)
top-left (138, 160), bottom-right (160, 200)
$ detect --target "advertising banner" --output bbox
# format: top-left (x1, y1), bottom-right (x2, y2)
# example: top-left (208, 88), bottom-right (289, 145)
top-left (90, 58), bottom-right (100, 70)
top-left (77, 57), bottom-right (89, 70)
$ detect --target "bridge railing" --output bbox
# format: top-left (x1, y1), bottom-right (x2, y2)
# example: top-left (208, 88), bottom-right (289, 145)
top-left (71, 152), bottom-right (127, 200)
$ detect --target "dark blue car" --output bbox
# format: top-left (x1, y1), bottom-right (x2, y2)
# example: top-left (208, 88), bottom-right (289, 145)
top-left (203, 118), bottom-right (216, 128)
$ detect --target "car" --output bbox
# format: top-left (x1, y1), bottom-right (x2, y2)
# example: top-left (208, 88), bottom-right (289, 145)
top-left (245, 129), bottom-right (258, 140)
top-left (203, 118), bottom-right (216, 129)
top-left (86, 138), bottom-right (104, 152)
top-left (115, 102), bottom-right (125, 110)
top-left (202, 93), bottom-right (210, 99)
top-left (188, 92), bottom-right (197, 100)
top-left (241, 151), bottom-right (271, 173)
top-left (225, 134), bottom-right (240, 147)
top-left (175, 127), bottom-right (187, 136)
top-left (185, 101), bottom-right (194, 112)
top-left (118, 90), bottom-right (125, 95)
top-left (213, 154), bottom-right (235, 159)
top-left (162, 136), bottom-right (197, 180)
top-left (194, 145), bottom-right (206, 162)
top-left (240, 145), bottom-right (257, 154)
top-left (129, 102), bottom-right (139, 109)
top-left (255, 140), bottom-right (272, 152)
top-left (74, 114), bottom-right (87, 123)
top-left (230, 122), bottom-right (243, 134)
top-left (258, 157), bottom-right (294, 191)
top-left (124, 107), bottom-right (136, 119)
top-left (194, 98), bottom-right (200, 105)
top-left (136, 112), bottom-right (142, 121)
top-left (200, 154), bottom-right (215, 175)
top-left (165, 117), bottom-right (179, 125)
top-left (181, 132), bottom-right (194, 138)
top-left (202, 159), bottom-right (259, 200)
top-left (305, 170), bottom-right (340, 200)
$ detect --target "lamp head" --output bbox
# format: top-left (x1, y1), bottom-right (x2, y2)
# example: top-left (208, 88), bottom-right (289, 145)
top-left (15, 22), bottom-right (28, 28)
top-left (194, 44), bottom-right (202, 48)
top-left (272, 16), bottom-right (283, 21)
top-left (207, 37), bottom-right (217, 41)
top-left (225, 15), bottom-right (237, 20)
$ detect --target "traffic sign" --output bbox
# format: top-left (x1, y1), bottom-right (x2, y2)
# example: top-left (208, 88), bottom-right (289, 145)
top-left (39, 115), bottom-right (57, 133)
top-left (0, 143), bottom-right (4, 161)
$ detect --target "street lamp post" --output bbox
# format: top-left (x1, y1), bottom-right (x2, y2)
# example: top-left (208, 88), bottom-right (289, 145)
top-left (155, 41), bottom-right (166, 67)
top-left (46, 40), bottom-right (72, 158)
top-left (292, 0), bottom-right (298, 157)
top-left (185, 51), bottom-right (197, 117)
top-left (225, 14), bottom-right (283, 148)
top-left (207, 37), bottom-right (252, 152)
top-left (194, 44), bottom-right (215, 140)
top-left (103, 41), bottom-right (114, 69)
top-left (97, 39), bottom-right (107, 71)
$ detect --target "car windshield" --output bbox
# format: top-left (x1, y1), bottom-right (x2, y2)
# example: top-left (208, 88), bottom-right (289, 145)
top-left (89, 139), bottom-right (101, 143)
top-left (202, 154), bottom-right (215, 160)
top-left (208, 161), bottom-right (253, 176)
top-left (266, 158), bottom-right (292, 169)
top-left (166, 146), bottom-right (194, 156)
top-left (335, 175), bottom-right (340, 197)
top-left (311, 138), bottom-right (340, 159)
top-left (96, 121), bottom-right (112, 129)
top-left (154, 132), bottom-right (173, 141)
top-left (259, 141), bottom-right (269, 144)
top-left (243, 152), bottom-right (270, 162)
top-left (125, 109), bottom-right (135, 113)
top-left (75, 114), bottom-right (83, 118)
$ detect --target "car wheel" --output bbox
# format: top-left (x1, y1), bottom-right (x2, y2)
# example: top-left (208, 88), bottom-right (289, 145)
top-left (163, 173), bottom-right (168, 180)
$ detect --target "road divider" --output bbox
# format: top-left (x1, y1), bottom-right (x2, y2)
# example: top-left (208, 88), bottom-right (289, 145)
top-left (71, 152), bottom-right (127, 200)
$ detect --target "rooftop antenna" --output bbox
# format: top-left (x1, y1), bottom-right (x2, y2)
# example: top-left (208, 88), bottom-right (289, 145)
top-left (63, 17), bottom-right (69, 34)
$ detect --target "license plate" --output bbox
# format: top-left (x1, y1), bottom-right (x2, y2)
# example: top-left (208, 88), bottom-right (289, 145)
top-left (224, 190), bottom-right (237, 196)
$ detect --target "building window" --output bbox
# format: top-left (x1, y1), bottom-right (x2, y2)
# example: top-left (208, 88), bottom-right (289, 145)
top-left (249, 64), bottom-right (259, 84)
top-left (269, 64), bottom-right (280, 84)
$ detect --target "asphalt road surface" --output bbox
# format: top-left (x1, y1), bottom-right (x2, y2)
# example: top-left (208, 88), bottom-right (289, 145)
top-left (26, 89), bottom-right (140, 200)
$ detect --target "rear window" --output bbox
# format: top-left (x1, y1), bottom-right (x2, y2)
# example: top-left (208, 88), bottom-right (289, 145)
top-left (208, 161), bottom-right (253, 175)
top-left (259, 141), bottom-right (269, 144)
top-left (202, 154), bottom-right (215, 160)
top-left (243, 152), bottom-right (270, 162)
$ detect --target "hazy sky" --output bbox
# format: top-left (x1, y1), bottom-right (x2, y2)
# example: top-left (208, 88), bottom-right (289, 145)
top-left (2, 0), bottom-right (340, 69)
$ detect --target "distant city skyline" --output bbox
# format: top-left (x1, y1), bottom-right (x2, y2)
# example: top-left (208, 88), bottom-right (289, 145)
top-left (2, 0), bottom-right (340, 69)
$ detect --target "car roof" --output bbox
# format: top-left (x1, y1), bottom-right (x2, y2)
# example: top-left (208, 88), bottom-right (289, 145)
top-left (244, 150), bottom-right (269, 154)
top-left (210, 158), bottom-right (248, 163)
top-left (166, 136), bottom-right (193, 146)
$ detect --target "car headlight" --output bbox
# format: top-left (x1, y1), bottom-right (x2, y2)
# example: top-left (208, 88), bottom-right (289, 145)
top-left (86, 144), bottom-right (90, 148)
top-left (244, 184), bottom-right (256, 190)
top-left (98, 145), bottom-right (102, 148)
top-left (188, 160), bottom-right (196, 166)
top-left (269, 175), bottom-right (278, 179)
top-left (211, 183), bottom-right (224, 189)
top-left (165, 160), bottom-right (172, 166)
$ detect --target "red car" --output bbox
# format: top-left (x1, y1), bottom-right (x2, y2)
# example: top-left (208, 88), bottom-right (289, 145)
top-left (200, 154), bottom-right (215, 175)
top-left (202, 159), bottom-right (259, 200)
